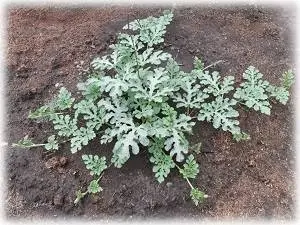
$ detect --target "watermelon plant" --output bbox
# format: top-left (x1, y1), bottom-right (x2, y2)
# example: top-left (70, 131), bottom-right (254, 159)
top-left (12, 10), bottom-right (294, 206)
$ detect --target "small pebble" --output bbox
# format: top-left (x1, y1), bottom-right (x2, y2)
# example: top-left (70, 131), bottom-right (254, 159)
top-left (55, 83), bottom-right (62, 87)
top-left (166, 182), bottom-right (173, 187)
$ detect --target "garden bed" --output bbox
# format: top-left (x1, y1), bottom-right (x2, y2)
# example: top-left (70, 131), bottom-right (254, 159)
top-left (6, 5), bottom-right (295, 219)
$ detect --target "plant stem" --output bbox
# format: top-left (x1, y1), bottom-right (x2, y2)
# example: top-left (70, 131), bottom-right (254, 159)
top-left (236, 100), bottom-right (248, 107)
top-left (96, 173), bottom-right (104, 183)
top-left (58, 139), bottom-right (71, 144)
top-left (96, 130), bottom-right (105, 136)
top-left (30, 143), bottom-right (46, 147)
top-left (130, 35), bottom-right (140, 77)
top-left (189, 108), bottom-right (196, 117)
top-left (185, 177), bottom-right (195, 189)
top-left (174, 164), bottom-right (194, 189)
top-left (186, 108), bottom-right (198, 119)
top-left (76, 162), bottom-right (112, 204)
top-left (28, 112), bottom-right (63, 119)
top-left (127, 13), bottom-right (141, 77)
top-left (203, 60), bottom-right (225, 70)
top-left (186, 107), bottom-right (190, 116)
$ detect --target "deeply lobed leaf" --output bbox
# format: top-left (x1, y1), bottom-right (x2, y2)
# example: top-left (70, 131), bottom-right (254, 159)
top-left (82, 155), bottom-right (107, 176)
top-left (234, 66), bottom-right (271, 115)
top-left (149, 138), bottom-right (175, 183)
top-left (54, 87), bottom-right (75, 110)
top-left (198, 96), bottom-right (240, 134)
top-left (179, 155), bottom-right (199, 179)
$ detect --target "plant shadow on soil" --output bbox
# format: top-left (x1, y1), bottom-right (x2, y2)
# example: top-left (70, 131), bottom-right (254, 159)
top-left (6, 5), bottom-right (296, 220)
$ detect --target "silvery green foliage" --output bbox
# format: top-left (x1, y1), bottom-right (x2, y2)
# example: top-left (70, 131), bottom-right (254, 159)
top-left (234, 66), bottom-right (271, 115)
top-left (193, 57), bottom-right (205, 71)
top-left (123, 10), bottom-right (173, 46)
top-left (280, 70), bottom-right (295, 89)
top-left (73, 99), bottom-right (105, 130)
top-left (12, 135), bottom-right (36, 148)
top-left (190, 188), bottom-right (207, 206)
top-left (149, 138), bottom-right (175, 183)
top-left (232, 131), bottom-right (250, 142)
top-left (51, 114), bottom-right (77, 137)
top-left (70, 127), bottom-right (96, 153)
top-left (234, 66), bottom-right (294, 114)
top-left (266, 70), bottom-right (295, 105)
top-left (110, 120), bottom-right (150, 167)
top-left (267, 85), bottom-right (290, 105)
top-left (52, 87), bottom-right (75, 110)
top-left (44, 135), bottom-right (59, 151)
top-left (179, 155), bottom-right (199, 179)
top-left (28, 105), bottom-right (54, 119)
top-left (82, 155), bottom-right (107, 176)
top-left (198, 71), bottom-right (235, 97)
top-left (87, 180), bottom-right (103, 194)
top-left (172, 77), bottom-right (209, 109)
top-left (77, 76), bottom-right (103, 100)
top-left (198, 96), bottom-right (240, 134)
top-left (190, 142), bottom-right (202, 154)
top-left (130, 68), bottom-right (174, 103)
top-left (19, 10), bottom-right (294, 206)
top-left (163, 114), bottom-right (195, 162)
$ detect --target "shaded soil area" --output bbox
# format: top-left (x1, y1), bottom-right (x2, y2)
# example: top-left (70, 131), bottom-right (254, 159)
top-left (5, 5), bottom-right (296, 220)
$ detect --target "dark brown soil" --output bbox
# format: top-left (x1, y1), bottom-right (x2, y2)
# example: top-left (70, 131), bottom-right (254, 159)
top-left (5, 5), bottom-right (296, 220)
